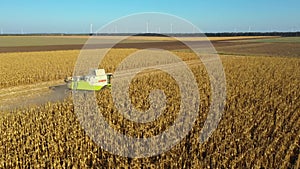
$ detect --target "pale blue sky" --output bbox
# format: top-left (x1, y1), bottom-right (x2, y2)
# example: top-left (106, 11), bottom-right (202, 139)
top-left (0, 0), bottom-right (299, 33)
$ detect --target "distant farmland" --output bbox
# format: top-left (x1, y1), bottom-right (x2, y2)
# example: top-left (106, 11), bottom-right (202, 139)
top-left (1, 36), bottom-right (299, 58)
top-left (0, 35), bottom-right (276, 47)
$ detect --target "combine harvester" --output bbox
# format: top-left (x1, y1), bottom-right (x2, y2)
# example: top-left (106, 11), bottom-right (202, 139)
top-left (64, 69), bottom-right (113, 91)
top-left (50, 69), bottom-right (113, 91)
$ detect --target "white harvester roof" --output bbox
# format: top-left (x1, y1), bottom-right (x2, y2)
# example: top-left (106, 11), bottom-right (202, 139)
top-left (89, 69), bottom-right (106, 76)
top-left (95, 69), bottom-right (106, 76)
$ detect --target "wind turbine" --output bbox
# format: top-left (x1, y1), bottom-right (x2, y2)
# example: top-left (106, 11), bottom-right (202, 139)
top-left (114, 25), bottom-right (117, 33)
top-left (146, 21), bottom-right (149, 33)
top-left (90, 24), bottom-right (93, 35)
top-left (291, 26), bottom-right (296, 32)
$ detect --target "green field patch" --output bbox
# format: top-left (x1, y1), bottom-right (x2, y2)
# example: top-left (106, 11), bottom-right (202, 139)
top-left (0, 36), bottom-right (174, 47)
top-left (0, 36), bottom-right (89, 47)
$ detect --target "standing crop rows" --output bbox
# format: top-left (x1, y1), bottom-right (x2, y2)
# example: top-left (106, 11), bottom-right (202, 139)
top-left (0, 49), bottom-right (299, 168)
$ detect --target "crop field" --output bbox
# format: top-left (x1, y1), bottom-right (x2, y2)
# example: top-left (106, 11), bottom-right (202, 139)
top-left (0, 36), bottom-right (299, 168)
top-left (215, 37), bottom-right (300, 57)
top-left (0, 36), bottom-right (173, 47)
top-left (0, 36), bottom-right (273, 47)
top-left (232, 37), bottom-right (300, 43)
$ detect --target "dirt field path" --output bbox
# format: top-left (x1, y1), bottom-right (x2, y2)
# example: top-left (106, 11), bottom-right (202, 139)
top-left (0, 80), bottom-right (67, 111)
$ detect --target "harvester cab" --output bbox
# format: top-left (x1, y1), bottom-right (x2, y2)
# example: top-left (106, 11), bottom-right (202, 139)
top-left (65, 69), bottom-right (113, 91)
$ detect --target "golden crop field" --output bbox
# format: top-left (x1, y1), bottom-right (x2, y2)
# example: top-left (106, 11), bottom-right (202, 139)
top-left (0, 49), bottom-right (299, 168)
top-left (0, 51), bottom-right (77, 88)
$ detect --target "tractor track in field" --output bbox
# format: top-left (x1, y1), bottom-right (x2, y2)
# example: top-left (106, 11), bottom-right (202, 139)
top-left (0, 80), bottom-right (68, 111)
top-left (0, 58), bottom-right (212, 111)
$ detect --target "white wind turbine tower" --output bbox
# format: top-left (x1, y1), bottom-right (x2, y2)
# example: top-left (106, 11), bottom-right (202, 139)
top-left (170, 23), bottom-right (173, 33)
top-left (114, 25), bottom-right (117, 33)
top-left (291, 26), bottom-right (295, 32)
top-left (90, 24), bottom-right (93, 34)
top-left (146, 21), bottom-right (149, 33)
top-left (1, 28), bottom-right (3, 35)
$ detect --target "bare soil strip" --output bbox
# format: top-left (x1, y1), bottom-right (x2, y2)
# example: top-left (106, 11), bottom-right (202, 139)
top-left (0, 80), bottom-right (66, 111)
top-left (1, 40), bottom-right (298, 57)
top-left (0, 41), bottom-right (255, 53)
top-left (216, 42), bottom-right (300, 57)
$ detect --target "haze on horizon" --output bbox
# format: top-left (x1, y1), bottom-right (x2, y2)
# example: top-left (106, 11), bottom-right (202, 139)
top-left (0, 0), bottom-right (299, 34)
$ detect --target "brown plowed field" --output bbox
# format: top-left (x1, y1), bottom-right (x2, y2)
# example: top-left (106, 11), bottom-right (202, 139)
top-left (1, 40), bottom-right (299, 57)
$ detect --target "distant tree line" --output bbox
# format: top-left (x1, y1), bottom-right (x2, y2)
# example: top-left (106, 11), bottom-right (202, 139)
top-left (204, 32), bottom-right (300, 37)
top-left (1, 32), bottom-right (299, 37)
top-left (133, 32), bottom-right (300, 37)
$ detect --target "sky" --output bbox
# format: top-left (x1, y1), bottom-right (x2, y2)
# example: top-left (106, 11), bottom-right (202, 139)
top-left (0, 0), bottom-right (299, 33)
